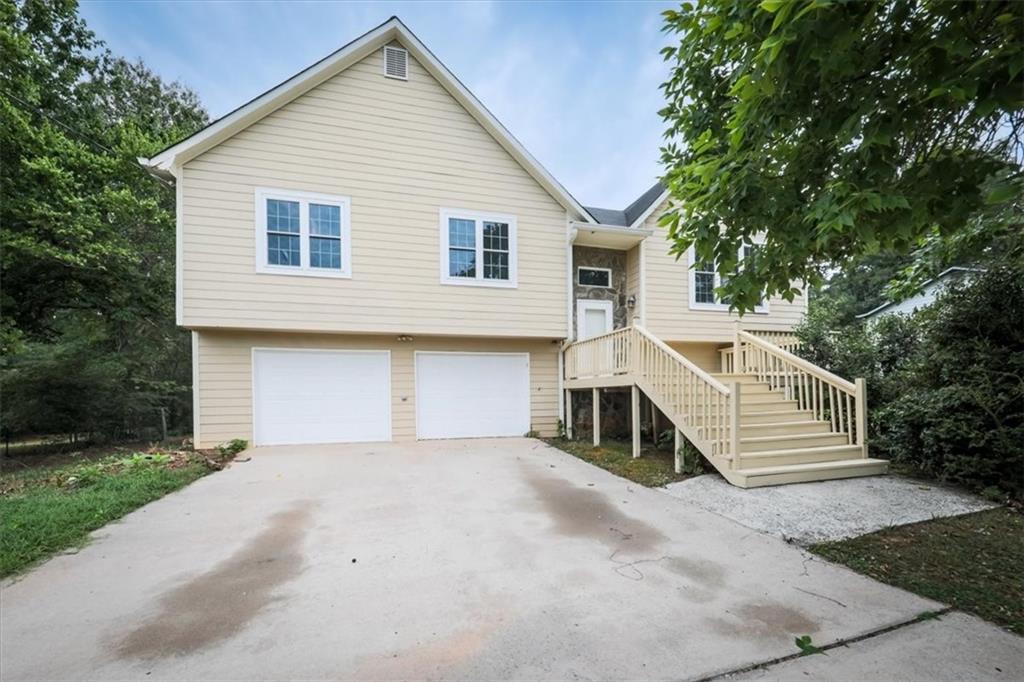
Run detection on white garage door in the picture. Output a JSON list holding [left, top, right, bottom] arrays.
[[415, 352, 530, 439], [252, 349, 390, 445]]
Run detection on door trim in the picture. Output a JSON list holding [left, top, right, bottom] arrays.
[[413, 351, 531, 440], [576, 299, 614, 340], [250, 347, 392, 445]]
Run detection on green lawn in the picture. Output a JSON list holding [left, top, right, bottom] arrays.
[[544, 438, 694, 487], [0, 450, 227, 577], [811, 508, 1024, 635]]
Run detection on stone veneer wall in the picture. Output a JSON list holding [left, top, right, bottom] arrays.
[[572, 246, 630, 336]]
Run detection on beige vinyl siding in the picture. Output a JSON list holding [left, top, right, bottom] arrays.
[[667, 342, 722, 374], [195, 330, 559, 448], [625, 244, 640, 323], [641, 200, 808, 342], [181, 45, 567, 338]]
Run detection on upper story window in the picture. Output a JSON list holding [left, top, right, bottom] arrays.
[[578, 266, 612, 288], [439, 208, 517, 288], [255, 188, 351, 278], [688, 243, 768, 313]]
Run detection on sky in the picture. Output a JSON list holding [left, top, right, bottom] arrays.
[[79, 0, 675, 209]]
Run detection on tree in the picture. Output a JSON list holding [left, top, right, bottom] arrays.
[[659, 0, 1024, 313], [0, 0, 208, 441]]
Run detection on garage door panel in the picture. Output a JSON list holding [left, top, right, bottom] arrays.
[[253, 349, 390, 445], [416, 352, 530, 439]]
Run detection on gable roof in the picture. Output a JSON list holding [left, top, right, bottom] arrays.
[[140, 16, 596, 223], [583, 182, 667, 228], [855, 267, 985, 319]]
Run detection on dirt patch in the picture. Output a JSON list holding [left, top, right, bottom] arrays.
[[524, 468, 666, 553], [111, 500, 316, 659], [709, 602, 820, 641]]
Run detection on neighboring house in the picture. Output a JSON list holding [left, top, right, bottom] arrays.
[[142, 17, 884, 487], [856, 267, 982, 322]]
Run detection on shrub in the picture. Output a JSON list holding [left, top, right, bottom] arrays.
[[215, 439, 249, 457], [799, 264, 1024, 499]]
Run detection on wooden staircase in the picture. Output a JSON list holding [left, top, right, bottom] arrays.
[[709, 372, 887, 487], [563, 325, 888, 488]]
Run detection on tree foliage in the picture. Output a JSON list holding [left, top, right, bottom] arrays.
[[659, 0, 1024, 313], [1, 0, 208, 442], [797, 264, 1024, 500]]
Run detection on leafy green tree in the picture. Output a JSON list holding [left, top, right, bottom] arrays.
[[1, 0, 207, 442], [659, 0, 1024, 313]]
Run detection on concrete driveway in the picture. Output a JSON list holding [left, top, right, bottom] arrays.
[[0, 439, 976, 680]]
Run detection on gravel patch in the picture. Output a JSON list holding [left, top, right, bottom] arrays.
[[660, 474, 997, 546]]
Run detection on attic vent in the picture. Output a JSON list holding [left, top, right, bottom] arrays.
[[383, 46, 408, 80]]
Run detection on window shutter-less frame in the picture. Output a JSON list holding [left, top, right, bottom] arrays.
[[383, 46, 408, 80]]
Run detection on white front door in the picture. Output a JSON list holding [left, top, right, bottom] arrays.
[[415, 352, 531, 439], [576, 299, 613, 340]]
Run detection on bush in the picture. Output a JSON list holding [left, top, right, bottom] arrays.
[[798, 265, 1024, 499]]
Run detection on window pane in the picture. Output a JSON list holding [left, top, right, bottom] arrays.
[[694, 272, 716, 303], [310, 236, 341, 269], [449, 248, 476, 278], [448, 218, 475, 248], [267, 199, 300, 233], [578, 268, 610, 287], [268, 233, 300, 266], [483, 250, 509, 280], [310, 203, 341, 237], [482, 222, 508, 251]]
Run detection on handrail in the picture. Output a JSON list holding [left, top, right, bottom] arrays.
[[563, 325, 739, 463], [734, 330, 867, 455], [738, 331, 856, 392], [635, 326, 730, 395]]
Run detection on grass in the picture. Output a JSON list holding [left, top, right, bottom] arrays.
[[0, 449, 229, 578], [545, 437, 695, 487], [811, 508, 1024, 635]]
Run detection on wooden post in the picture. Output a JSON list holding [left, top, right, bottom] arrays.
[[565, 390, 573, 440], [730, 382, 742, 470], [651, 403, 660, 438], [855, 378, 868, 458], [592, 388, 601, 447], [674, 428, 682, 474], [631, 385, 641, 458], [733, 320, 742, 374]]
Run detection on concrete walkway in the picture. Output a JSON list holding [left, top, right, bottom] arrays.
[[661, 473, 996, 545], [0, 439, 1016, 680], [732, 612, 1024, 681]]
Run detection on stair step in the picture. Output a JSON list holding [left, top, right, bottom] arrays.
[[739, 409, 815, 424], [740, 393, 792, 405], [740, 432, 851, 453], [737, 443, 863, 467], [730, 457, 888, 488], [741, 420, 832, 437], [711, 373, 764, 384]]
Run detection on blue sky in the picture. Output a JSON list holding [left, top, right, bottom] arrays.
[[79, 0, 674, 209]]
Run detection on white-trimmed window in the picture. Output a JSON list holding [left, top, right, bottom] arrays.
[[577, 266, 612, 288], [255, 188, 351, 278], [439, 208, 517, 288], [688, 243, 768, 312]]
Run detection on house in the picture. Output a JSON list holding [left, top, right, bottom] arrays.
[[856, 267, 982, 322], [141, 17, 886, 488]]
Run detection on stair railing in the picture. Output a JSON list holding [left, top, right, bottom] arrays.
[[563, 326, 633, 380], [720, 329, 801, 372], [563, 325, 741, 466], [633, 325, 737, 463], [735, 330, 868, 457]]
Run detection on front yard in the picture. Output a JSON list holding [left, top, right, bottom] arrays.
[[0, 443, 241, 577], [544, 438, 693, 487], [811, 507, 1024, 635]]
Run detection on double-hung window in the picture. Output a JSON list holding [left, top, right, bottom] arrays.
[[255, 188, 351, 278], [440, 208, 517, 287], [688, 242, 768, 312]]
